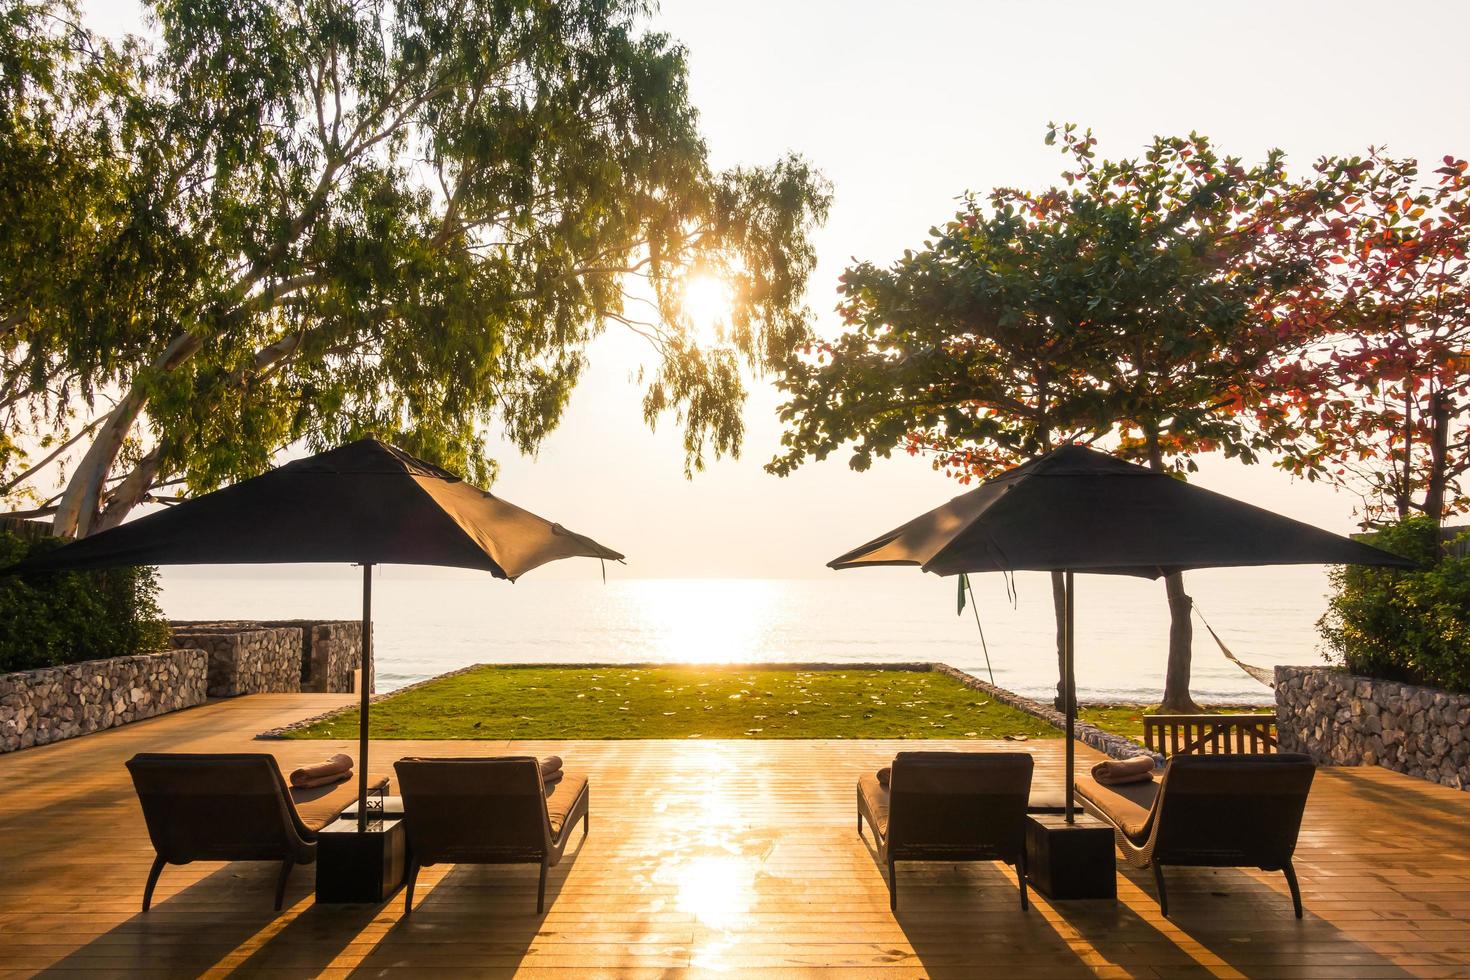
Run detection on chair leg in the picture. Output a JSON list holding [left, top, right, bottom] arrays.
[[1152, 862, 1169, 918], [537, 858, 549, 914], [1283, 861, 1303, 919], [1016, 852, 1029, 912], [888, 856, 897, 911], [142, 854, 166, 912], [274, 859, 294, 912], [404, 859, 420, 914]]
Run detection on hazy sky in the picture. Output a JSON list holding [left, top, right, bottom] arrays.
[[80, 0, 1470, 579]]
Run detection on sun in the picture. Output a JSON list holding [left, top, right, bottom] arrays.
[[681, 273, 732, 347]]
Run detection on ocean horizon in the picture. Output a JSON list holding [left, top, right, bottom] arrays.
[[159, 564, 1335, 705]]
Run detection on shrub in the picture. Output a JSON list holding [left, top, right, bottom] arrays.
[[1318, 517, 1470, 692], [0, 531, 171, 674]]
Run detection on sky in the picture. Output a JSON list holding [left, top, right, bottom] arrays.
[[78, 0, 1470, 580]]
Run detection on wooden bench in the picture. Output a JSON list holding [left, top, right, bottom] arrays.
[[1143, 714, 1277, 757]]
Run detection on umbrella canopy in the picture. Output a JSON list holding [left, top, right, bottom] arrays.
[[831, 444, 1416, 577], [7, 437, 623, 831], [829, 443, 1415, 821], [12, 437, 623, 577]]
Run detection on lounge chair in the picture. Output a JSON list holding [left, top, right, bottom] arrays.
[[126, 752, 388, 911], [394, 757, 589, 913], [1075, 752, 1315, 918], [857, 751, 1034, 911]]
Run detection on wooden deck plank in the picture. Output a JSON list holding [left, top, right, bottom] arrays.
[[1, 693, 1468, 976]]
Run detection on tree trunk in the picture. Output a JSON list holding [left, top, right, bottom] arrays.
[[1424, 389, 1451, 557], [1161, 571, 1199, 713], [1036, 425, 1067, 710], [1050, 570, 1067, 710], [93, 445, 165, 533], [1144, 431, 1200, 713], [50, 390, 150, 538], [50, 332, 202, 538]]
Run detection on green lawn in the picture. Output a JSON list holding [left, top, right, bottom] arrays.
[[1077, 703, 1155, 743], [282, 665, 1064, 740]]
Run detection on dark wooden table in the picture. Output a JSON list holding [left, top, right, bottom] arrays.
[[1024, 812, 1117, 900], [315, 816, 407, 904]]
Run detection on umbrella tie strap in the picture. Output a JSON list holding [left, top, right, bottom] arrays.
[[957, 574, 997, 685]]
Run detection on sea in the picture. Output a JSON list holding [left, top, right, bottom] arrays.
[[158, 564, 1337, 706]]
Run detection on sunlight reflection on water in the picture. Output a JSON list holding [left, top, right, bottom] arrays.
[[160, 566, 1331, 705]]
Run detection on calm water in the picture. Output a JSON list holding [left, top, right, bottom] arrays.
[[158, 565, 1337, 705]]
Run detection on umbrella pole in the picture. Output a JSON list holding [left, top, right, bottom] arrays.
[[357, 563, 373, 832], [1064, 569, 1076, 824]]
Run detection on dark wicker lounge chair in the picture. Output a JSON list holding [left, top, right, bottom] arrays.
[[126, 752, 387, 911], [394, 757, 589, 914], [1075, 752, 1316, 918], [857, 751, 1034, 911]]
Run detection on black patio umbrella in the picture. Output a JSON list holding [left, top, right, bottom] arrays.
[[8, 438, 623, 828], [830, 444, 1416, 820]]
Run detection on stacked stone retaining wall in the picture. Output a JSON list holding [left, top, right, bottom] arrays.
[[169, 626, 302, 698], [1276, 665, 1470, 790], [256, 620, 364, 693], [0, 649, 207, 752], [169, 620, 364, 695]]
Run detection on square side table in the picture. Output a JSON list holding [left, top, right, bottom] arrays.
[[315, 816, 407, 904], [1025, 812, 1117, 901]]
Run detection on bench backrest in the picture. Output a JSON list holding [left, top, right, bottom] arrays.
[[1144, 714, 1277, 757]]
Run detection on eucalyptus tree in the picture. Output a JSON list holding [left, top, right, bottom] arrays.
[[0, 0, 830, 535]]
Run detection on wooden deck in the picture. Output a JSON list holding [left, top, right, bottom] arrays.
[[3, 695, 1470, 977]]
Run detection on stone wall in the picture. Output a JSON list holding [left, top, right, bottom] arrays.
[[168, 620, 364, 695], [1276, 665, 1470, 790], [170, 626, 302, 698], [0, 649, 207, 752], [257, 620, 364, 693]]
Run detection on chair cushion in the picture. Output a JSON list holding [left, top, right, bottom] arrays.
[[857, 773, 890, 839], [292, 773, 391, 833], [546, 773, 588, 839], [1074, 772, 1158, 844]]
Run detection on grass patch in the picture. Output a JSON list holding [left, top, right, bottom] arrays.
[[283, 665, 1064, 740]]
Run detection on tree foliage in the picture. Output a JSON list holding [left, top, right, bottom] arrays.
[[0, 0, 830, 535], [771, 125, 1325, 710], [1258, 151, 1470, 528], [1319, 517, 1470, 693], [0, 530, 170, 672], [772, 125, 1319, 479]]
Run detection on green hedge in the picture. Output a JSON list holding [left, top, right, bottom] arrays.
[[1319, 517, 1470, 693], [0, 531, 171, 674]]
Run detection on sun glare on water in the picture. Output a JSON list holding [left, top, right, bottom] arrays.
[[623, 579, 779, 663]]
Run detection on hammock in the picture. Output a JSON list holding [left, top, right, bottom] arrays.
[[1192, 600, 1276, 688]]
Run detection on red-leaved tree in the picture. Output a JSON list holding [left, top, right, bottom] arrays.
[[1259, 152, 1470, 536]]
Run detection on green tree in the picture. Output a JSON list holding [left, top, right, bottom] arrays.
[[769, 180, 1110, 709], [773, 126, 1320, 711], [0, 0, 830, 535]]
